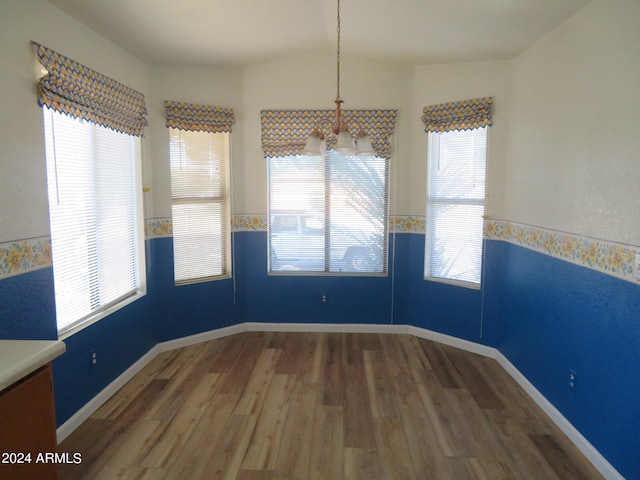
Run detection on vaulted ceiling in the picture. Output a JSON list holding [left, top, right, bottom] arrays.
[[45, 0, 590, 66]]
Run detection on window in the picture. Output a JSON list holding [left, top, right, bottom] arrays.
[[268, 150, 389, 274], [43, 107, 146, 335], [425, 127, 487, 286], [169, 128, 231, 284]]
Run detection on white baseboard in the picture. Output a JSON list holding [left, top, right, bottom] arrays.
[[493, 353, 625, 480], [156, 323, 246, 353], [244, 321, 406, 335], [55, 322, 624, 480], [406, 325, 497, 358], [56, 345, 160, 443]]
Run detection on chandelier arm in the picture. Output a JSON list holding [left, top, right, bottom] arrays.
[[313, 118, 336, 138], [338, 116, 367, 138]]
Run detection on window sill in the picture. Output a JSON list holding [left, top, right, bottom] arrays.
[[268, 271, 388, 278], [58, 289, 147, 340], [424, 276, 481, 290], [175, 273, 232, 286]]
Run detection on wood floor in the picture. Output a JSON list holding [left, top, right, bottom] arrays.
[[58, 332, 604, 479]]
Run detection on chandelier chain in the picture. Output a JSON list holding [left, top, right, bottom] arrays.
[[303, 0, 377, 156], [336, 0, 341, 101]]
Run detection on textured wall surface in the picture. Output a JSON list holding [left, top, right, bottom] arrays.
[[488, 240, 640, 480]]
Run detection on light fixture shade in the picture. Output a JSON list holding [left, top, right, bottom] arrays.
[[335, 131, 356, 154], [355, 135, 375, 156], [302, 133, 325, 156]]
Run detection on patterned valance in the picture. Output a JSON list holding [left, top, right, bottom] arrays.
[[165, 101, 235, 133], [260, 109, 398, 160], [33, 42, 148, 137], [422, 97, 493, 133]]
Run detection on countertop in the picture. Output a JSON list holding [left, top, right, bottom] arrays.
[[0, 340, 66, 391]]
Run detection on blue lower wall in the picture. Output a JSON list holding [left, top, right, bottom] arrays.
[[487, 240, 640, 480], [233, 231, 490, 340], [235, 232, 395, 325], [398, 233, 495, 345], [52, 293, 157, 425], [1, 231, 638, 477], [0, 268, 57, 340], [152, 237, 241, 341]]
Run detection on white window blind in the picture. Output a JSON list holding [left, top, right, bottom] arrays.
[[268, 150, 388, 274], [43, 107, 145, 335], [169, 128, 230, 284], [425, 128, 487, 285]]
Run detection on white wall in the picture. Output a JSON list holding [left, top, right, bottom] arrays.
[[0, 0, 150, 242], [411, 61, 511, 218], [505, 0, 640, 245]]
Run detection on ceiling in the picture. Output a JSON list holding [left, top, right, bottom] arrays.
[[45, 0, 590, 67]]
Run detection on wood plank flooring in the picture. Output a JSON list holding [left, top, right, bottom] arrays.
[[58, 332, 604, 479]]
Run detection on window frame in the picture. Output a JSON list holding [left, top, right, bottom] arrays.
[[424, 127, 489, 289], [43, 107, 147, 339], [267, 150, 390, 277], [169, 128, 232, 285]]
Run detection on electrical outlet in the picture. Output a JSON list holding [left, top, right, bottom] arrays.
[[321, 294, 328, 304], [90, 350, 97, 367], [634, 252, 640, 281], [569, 370, 577, 392]]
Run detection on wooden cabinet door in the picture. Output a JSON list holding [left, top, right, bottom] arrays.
[[0, 365, 58, 480]]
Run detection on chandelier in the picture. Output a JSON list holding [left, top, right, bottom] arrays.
[[302, 0, 375, 157]]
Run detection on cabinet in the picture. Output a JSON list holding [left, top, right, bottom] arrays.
[[0, 364, 58, 480]]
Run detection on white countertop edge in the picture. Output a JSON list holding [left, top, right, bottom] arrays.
[[0, 340, 66, 392]]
